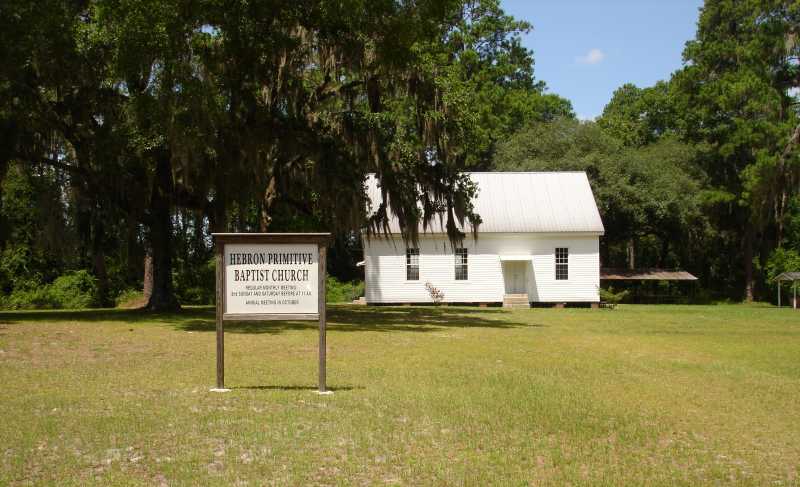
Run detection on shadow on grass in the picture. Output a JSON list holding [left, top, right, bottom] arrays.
[[0, 305, 536, 334], [0, 307, 213, 324], [180, 306, 532, 334], [232, 385, 362, 392]]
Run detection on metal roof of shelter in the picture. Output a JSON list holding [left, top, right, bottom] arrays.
[[775, 272, 800, 281], [365, 172, 605, 234], [600, 268, 698, 281]]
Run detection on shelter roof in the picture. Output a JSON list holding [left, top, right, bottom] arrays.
[[600, 268, 698, 281], [775, 271, 800, 281]]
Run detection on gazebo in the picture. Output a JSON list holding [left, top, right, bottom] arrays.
[[775, 272, 800, 309]]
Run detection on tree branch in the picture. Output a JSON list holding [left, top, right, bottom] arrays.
[[14, 152, 91, 178], [778, 122, 800, 167]]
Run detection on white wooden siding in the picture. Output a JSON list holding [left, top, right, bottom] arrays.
[[363, 233, 600, 303]]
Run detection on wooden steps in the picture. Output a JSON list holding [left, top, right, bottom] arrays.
[[503, 293, 530, 308]]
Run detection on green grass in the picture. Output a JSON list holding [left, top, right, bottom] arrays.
[[0, 304, 798, 486]]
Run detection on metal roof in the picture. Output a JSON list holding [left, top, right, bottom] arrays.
[[775, 272, 800, 281], [600, 268, 699, 281], [366, 172, 604, 234]]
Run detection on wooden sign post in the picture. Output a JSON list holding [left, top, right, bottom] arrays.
[[211, 233, 332, 394]]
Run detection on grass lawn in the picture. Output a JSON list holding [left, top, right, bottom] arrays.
[[1, 304, 798, 486]]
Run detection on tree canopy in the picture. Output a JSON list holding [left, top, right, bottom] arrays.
[[0, 0, 570, 309], [2, 0, 799, 307]]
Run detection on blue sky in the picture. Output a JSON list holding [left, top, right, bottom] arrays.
[[500, 0, 704, 120]]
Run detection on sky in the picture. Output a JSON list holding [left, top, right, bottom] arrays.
[[500, 0, 704, 120]]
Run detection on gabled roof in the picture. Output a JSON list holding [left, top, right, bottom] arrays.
[[366, 172, 604, 234], [775, 272, 800, 281]]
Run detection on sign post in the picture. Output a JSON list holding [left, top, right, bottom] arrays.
[[211, 233, 332, 394]]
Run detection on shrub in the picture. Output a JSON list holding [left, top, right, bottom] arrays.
[[3, 286, 60, 310], [1, 270, 99, 310], [600, 286, 629, 305], [326, 276, 364, 303], [48, 270, 100, 309], [425, 281, 445, 304], [115, 288, 146, 308], [174, 257, 216, 305]]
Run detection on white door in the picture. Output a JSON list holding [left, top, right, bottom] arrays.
[[503, 261, 527, 294]]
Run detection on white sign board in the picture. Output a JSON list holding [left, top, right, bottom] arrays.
[[224, 243, 319, 315]]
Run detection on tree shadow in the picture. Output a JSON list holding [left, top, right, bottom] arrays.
[[0, 307, 213, 324], [232, 385, 362, 392], [177, 305, 534, 334], [0, 304, 541, 334]]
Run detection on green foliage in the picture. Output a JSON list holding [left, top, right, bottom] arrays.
[[494, 118, 705, 270], [599, 287, 629, 305], [670, 0, 800, 297], [115, 288, 145, 308], [494, 117, 619, 172], [0, 164, 75, 293], [597, 82, 678, 147], [173, 256, 215, 306], [765, 248, 800, 299], [1, 270, 99, 310], [49, 271, 101, 309], [2, 287, 60, 310], [326, 276, 364, 304], [2, 0, 799, 306]]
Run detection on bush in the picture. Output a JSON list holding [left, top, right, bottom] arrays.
[[1, 270, 99, 310], [600, 286, 629, 304], [3, 286, 60, 310], [174, 257, 216, 305], [115, 288, 146, 308], [49, 270, 100, 309], [425, 281, 445, 304], [326, 276, 364, 303]]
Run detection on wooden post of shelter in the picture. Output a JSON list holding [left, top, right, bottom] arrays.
[[210, 233, 332, 393]]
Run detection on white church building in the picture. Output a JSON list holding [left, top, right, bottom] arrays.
[[362, 172, 605, 307]]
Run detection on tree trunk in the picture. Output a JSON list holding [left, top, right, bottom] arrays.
[[0, 157, 9, 247], [145, 151, 180, 311], [91, 218, 111, 307], [259, 174, 278, 232], [627, 238, 635, 270], [743, 225, 755, 302], [210, 169, 228, 233], [127, 216, 143, 285], [192, 211, 206, 256], [143, 253, 153, 299], [659, 237, 669, 268]]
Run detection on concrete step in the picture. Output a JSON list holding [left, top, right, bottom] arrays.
[[503, 294, 530, 308]]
